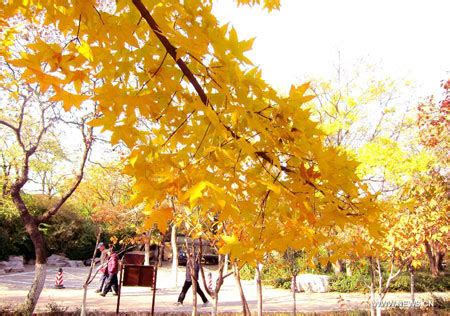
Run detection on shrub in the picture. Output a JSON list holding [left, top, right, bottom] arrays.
[[329, 271, 370, 292], [0, 199, 35, 260], [239, 264, 255, 280], [329, 269, 450, 293], [0, 194, 99, 261], [0, 229, 10, 261], [272, 277, 292, 289], [43, 208, 97, 260], [0, 303, 15, 314], [46, 301, 69, 314], [389, 273, 410, 292], [390, 272, 450, 292], [262, 261, 290, 280]]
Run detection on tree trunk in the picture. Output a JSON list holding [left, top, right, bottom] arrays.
[[212, 293, 219, 316], [233, 263, 251, 315], [409, 264, 415, 309], [376, 304, 381, 316], [223, 254, 228, 275], [208, 254, 227, 316], [375, 259, 384, 316], [437, 251, 445, 272], [191, 274, 198, 315], [255, 263, 263, 316], [12, 190, 47, 314], [144, 241, 150, 265], [22, 262, 46, 314], [24, 238, 47, 314], [368, 258, 376, 316], [424, 240, 439, 278], [332, 260, 344, 275], [185, 242, 197, 316], [345, 259, 353, 276], [81, 230, 102, 316], [171, 224, 178, 287], [292, 275, 297, 315]]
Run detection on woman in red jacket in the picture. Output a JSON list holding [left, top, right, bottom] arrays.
[[100, 249, 119, 296]]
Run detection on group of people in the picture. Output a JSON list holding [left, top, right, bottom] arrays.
[[95, 242, 119, 297], [94, 242, 209, 306]]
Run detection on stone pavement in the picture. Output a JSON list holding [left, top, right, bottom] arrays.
[[0, 264, 447, 314]]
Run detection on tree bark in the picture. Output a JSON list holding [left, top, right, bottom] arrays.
[[292, 274, 297, 315], [424, 240, 439, 278], [23, 262, 47, 314], [171, 224, 178, 287], [10, 187, 46, 314], [255, 263, 263, 316], [21, 223, 47, 313], [223, 254, 229, 275], [185, 241, 198, 316], [144, 233, 150, 265], [81, 230, 102, 315], [213, 293, 219, 316], [368, 258, 376, 316], [206, 254, 228, 316], [233, 263, 251, 315], [409, 264, 415, 309]]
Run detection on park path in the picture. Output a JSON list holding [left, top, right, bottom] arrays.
[[0, 264, 447, 314]]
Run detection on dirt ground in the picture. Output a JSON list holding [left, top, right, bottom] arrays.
[[0, 263, 447, 314]]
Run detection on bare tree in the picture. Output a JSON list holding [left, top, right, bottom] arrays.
[[0, 73, 94, 313]]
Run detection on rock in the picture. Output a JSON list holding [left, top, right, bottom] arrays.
[[8, 256, 25, 272], [0, 269, 5, 275], [9, 256, 24, 263], [47, 254, 70, 267], [296, 274, 330, 293], [67, 260, 83, 267], [0, 256, 25, 272]]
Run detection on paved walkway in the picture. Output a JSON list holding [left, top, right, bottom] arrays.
[[0, 264, 447, 314]]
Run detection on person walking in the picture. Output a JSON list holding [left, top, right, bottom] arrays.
[[100, 249, 119, 297], [95, 242, 109, 293], [175, 254, 209, 306]]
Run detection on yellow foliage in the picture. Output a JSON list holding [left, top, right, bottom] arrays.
[[143, 205, 173, 233], [0, 0, 383, 265]]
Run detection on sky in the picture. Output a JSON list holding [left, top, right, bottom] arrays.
[[213, 0, 450, 96]]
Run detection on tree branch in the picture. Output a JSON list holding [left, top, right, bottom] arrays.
[[37, 124, 93, 223], [132, 0, 280, 162]]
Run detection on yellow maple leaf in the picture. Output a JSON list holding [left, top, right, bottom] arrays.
[[142, 205, 173, 232], [77, 41, 93, 62], [218, 233, 242, 258]]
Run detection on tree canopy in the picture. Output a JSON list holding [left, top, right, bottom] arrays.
[[0, 0, 382, 265]]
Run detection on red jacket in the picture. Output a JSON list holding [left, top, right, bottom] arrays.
[[107, 253, 119, 274]]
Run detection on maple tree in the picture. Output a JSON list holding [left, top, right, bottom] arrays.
[[305, 66, 448, 315], [351, 129, 432, 315], [1, 0, 382, 313], [414, 80, 449, 277]]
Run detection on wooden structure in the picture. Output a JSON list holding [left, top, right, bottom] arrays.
[[116, 251, 159, 315]]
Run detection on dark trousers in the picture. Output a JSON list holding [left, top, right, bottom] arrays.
[[97, 272, 108, 291], [102, 273, 118, 295], [177, 280, 208, 304]]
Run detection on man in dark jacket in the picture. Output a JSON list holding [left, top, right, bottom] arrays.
[[100, 249, 119, 296], [176, 254, 209, 306]]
